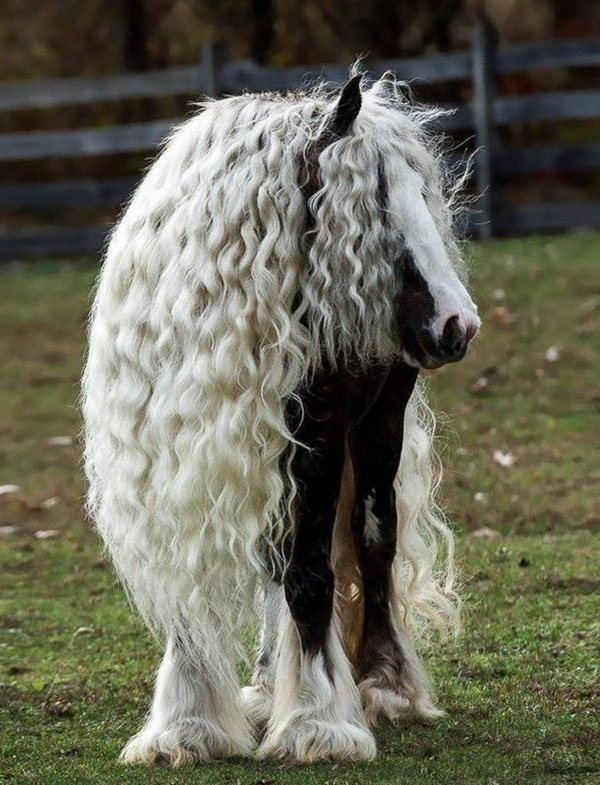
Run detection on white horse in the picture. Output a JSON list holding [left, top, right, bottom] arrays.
[[82, 72, 480, 765]]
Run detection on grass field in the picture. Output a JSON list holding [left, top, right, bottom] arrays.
[[1, 233, 598, 784]]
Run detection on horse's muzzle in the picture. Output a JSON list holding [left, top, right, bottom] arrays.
[[417, 314, 480, 368]]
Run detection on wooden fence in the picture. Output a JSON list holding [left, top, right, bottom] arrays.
[[0, 23, 599, 259]]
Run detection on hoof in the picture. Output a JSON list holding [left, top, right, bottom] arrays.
[[359, 678, 444, 726], [258, 718, 376, 762], [240, 684, 273, 736], [120, 717, 253, 766]]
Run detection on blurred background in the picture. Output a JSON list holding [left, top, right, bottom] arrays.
[[2, 0, 599, 74], [0, 0, 599, 256]]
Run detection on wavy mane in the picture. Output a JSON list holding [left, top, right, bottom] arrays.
[[82, 73, 462, 682]]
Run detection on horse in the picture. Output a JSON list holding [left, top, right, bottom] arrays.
[[82, 71, 480, 765]]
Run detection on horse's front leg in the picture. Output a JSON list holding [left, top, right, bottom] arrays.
[[349, 362, 442, 724], [258, 375, 375, 762], [121, 634, 252, 765]]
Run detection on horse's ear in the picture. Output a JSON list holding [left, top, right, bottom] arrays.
[[329, 75, 362, 138], [303, 76, 363, 197]]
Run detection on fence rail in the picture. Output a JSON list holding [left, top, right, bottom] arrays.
[[0, 66, 204, 111], [1, 24, 599, 259], [2, 38, 599, 111], [0, 119, 177, 161], [0, 178, 137, 209]]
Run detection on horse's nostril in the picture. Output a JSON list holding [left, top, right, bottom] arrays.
[[439, 315, 465, 356], [415, 314, 476, 366], [465, 321, 479, 343]]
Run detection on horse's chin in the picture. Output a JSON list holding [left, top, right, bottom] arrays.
[[403, 349, 468, 372], [421, 358, 445, 371], [422, 347, 468, 370], [400, 348, 440, 372]]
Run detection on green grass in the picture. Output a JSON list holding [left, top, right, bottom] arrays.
[[1, 234, 598, 784]]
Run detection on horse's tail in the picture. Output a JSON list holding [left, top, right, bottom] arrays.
[[333, 378, 460, 663], [392, 380, 461, 640]]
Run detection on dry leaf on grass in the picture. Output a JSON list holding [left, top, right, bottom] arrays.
[[27, 497, 60, 511], [0, 484, 21, 495], [471, 376, 489, 393], [492, 450, 516, 468], [34, 529, 60, 539], [72, 626, 95, 636], [46, 436, 72, 447], [469, 527, 501, 539], [471, 366, 501, 395], [490, 306, 518, 325]]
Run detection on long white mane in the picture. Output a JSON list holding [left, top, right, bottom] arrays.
[[82, 74, 461, 675]]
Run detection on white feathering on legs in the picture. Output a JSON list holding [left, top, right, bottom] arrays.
[[240, 579, 281, 733], [120, 640, 253, 765], [258, 607, 376, 762], [359, 612, 444, 726]]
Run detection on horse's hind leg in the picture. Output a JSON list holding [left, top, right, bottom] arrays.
[[349, 362, 442, 724], [121, 633, 252, 765], [258, 374, 375, 762], [240, 578, 281, 734]]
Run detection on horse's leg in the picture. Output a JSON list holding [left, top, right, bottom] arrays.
[[121, 632, 252, 765], [240, 578, 282, 734], [258, 374, 376, 761], [349, 362, 442, 724]]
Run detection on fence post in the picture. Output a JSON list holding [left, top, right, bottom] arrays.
[[199, 42, 228, 97], [472, 18, 497, 239]]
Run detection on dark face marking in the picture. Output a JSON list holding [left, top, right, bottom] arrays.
[[375, 161, 439, 368], [394, 249, 437, 367], [395, 249, 474, 368]]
